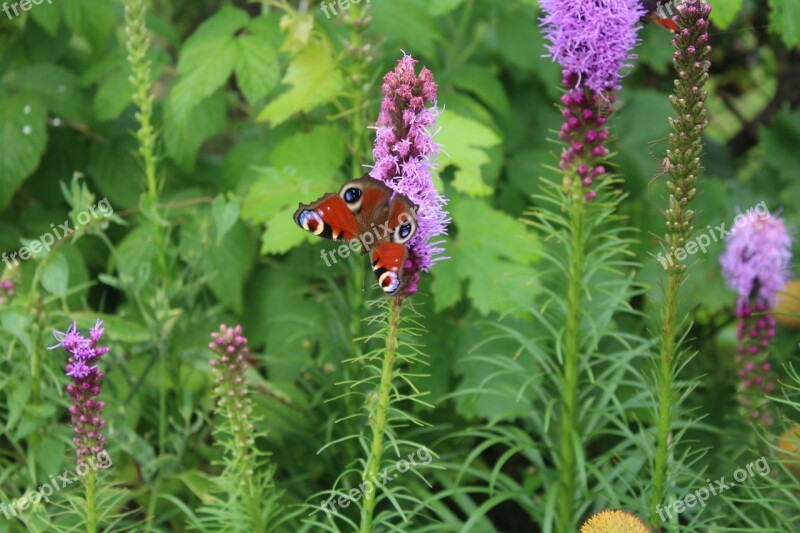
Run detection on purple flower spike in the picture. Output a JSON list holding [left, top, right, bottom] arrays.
[[369, 54, 450, 294], [209, 324, 255, 448], [539, 0, 646, 94], [540, 0, 645, 201], [51, 320, 109, 463], [720, 211, 793, 307]]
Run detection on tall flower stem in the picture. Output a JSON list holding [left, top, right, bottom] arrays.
[[85, 470, 98, 533], [650, 1, 712, 524], [558, 197, 586, 531], [360, 297, 402, 533]]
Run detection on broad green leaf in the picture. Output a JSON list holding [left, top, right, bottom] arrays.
[[211, 195, 240, 246], [437, 111, 501, 197], [169, 5, 248, 122], [257, 39, 343, 126], [12, 64, 91, 122], [241, 125, 345, 247], [710, 0, 744, 29], [40, 253, 69, 298], [235, 34, 280, 105], [164, 91, 226, 172], [369, 0, 440, 57], [0, 97, 47, 209], [88, 136, 145, 209], [260, 206, 306, 255], [431, 197, 541, 315], [429, 0, 467, 16], [1, 311, 33, 352], [61, 0, 113, 51], [450, 65, 511, 119], [204, 222, 254, 313], [769, 0, 800, 49], [30, 1, 61, 36]]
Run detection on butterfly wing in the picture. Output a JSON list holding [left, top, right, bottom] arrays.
[[371, 242, 409, 295], [646, 12, 678, 31], [294, 193, 360, 241]]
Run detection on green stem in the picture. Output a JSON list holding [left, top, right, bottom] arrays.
[[557, 198, 586, 533], [360, 298, 402, 533], [85, 470, 97, 533], [651, 271, 680, 523]]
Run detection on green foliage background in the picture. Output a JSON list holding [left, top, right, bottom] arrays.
[[0, 0, 799, 531]]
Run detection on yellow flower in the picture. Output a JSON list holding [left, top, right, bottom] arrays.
[[777, 425, 800, 474], [580, 509, 650, 533], [774, 280, 800, 330]]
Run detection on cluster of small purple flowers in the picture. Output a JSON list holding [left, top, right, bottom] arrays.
[[370, 54, 450, 293], [720, 211, 793, 425], [0, 280, 14, 304], [557, 74, 611, 202], [540, 0, 645, 201], [51, 320, 110, 462], [209, 324, 255, 445]]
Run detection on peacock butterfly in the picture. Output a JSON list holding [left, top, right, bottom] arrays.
[[294, 174, 417, 295], [641, 0, 680, 32]]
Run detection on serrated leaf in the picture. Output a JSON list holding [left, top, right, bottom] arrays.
[[204, 222, 253, 313], [164, 91, 226, 172], [12, 64, 91, 122], [437, 111, 501, 197], [769, 0, 800, 48], [260, 206, 307, 255], [431, 197, 541, 315], [169, 6, 248, 123], [710, 0, 744, 29], [235, 34, 280, 105], [257, 39, 343, 126], [62, 0, 113, 51], [241, 125, 345, 232], [211, 195, 240, 246], [40, 253, 69, 298], [369, 0, 440, 57], [0, 97, 47, 209], [30, 1, 61, 36], [450, 65, 511, 119]]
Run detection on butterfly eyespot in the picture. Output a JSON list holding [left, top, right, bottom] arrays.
[[378, 271, 400, 294], [392, 216, 416, 244], [298, 210, 325, 236], [340, 185, 364, 213]]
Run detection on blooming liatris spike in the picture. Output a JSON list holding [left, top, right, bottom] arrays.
[[540, 0, 645, 200], [720, 210, 793, 426], [579, 509, 650, 533], [369, 54, 450, 294], [720, 211, 793, 307], [50, 320, 110, 463], [209, 324, 255, 449]]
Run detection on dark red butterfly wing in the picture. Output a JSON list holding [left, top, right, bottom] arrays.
[[370, 242, 409, 295], [640, 0, 679, 32], [294, 194, 360, 241]]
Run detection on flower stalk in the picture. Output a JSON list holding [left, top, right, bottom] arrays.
[[539, 1, 645, 529], [651, 0, 712, 524], [50, 320, 110, 533], [359, 297, 402, 533]]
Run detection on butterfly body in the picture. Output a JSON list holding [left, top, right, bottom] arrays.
[[294, 175, 417, 295]]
